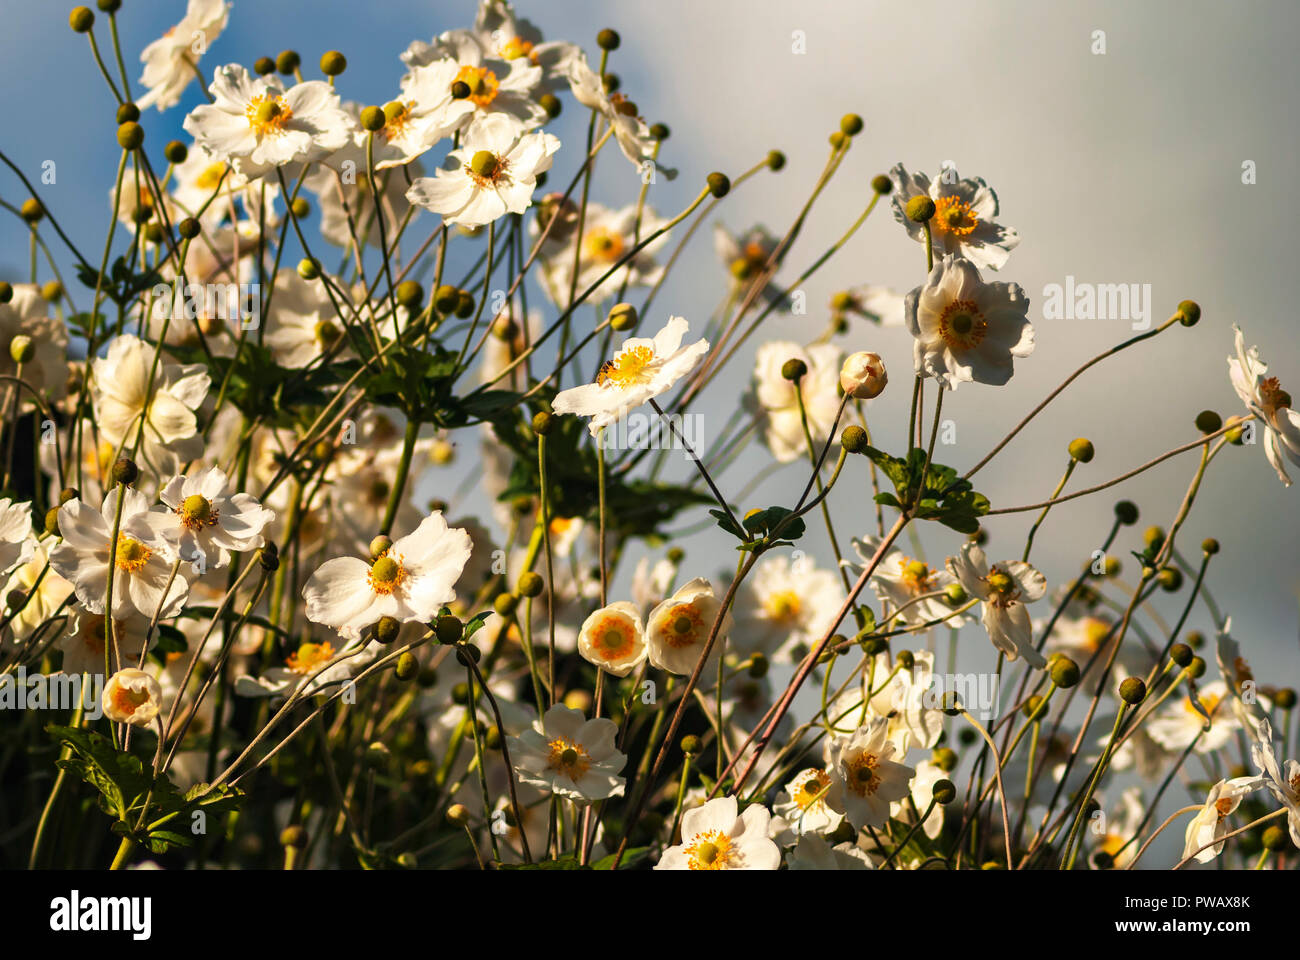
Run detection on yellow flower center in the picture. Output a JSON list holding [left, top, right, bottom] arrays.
[[382, 99, 413, 140], [454, 65, 500, 107], [932, 195, 980, 238], [195, 162, 227, 191], [286, 641, 336, 674], [589, 614, 637, 662], [1082, 618, 1111, 652], [246, 94, 293, 136], [596, 345, 656, 389], [937, 299, 988, 350], [661, 603, 703, 648], [584, 227, 626, 263], [685, 830, 735, 870], [465, 149, 508, 187], [115, 535, 152, 573], [1184, 693, 1222, 717], [546, 736, 591, 781], [315, 319, 343, 347], [795, 769, 832, 809], [845, 752, 880, 796], [498, 37, 536, 61], [179, 494, 218, 531], [765, 589, 802, 624], [368, 554, 406, 595], [899, 558, 934, 593], [110, 683, 150, 717]]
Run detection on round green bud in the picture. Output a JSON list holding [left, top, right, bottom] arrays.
[[117, 122, 144, 151], [1176, 299, 1200, 326], [539, 93, 561, 118], [828, 131, 846, 150], [116, 103, 140, 124], [765, 149, 786, 171], [1119, 677, 1147, 705], [508, 572, 540, 599], [596, 28, 621, 50], [835, 425, 866, 456], [365, 535, 391, 560], [276, 49, 301, 75], [320, 50, 347, 76], [290, 196, 310, 219], [1202, 537, 1219, 555], [485, 725, 502, 750], [364, 741, 390, 770], [433, 284, 459, 314], [1169, 642, 1193, 667], [280, 825, 308, 848], [1050, 656, 1081, 689], [253, 56, 276, 76], [432, 614, 462, 645], [871, 173, 893, 194], [781, 357, 807, 382], [748, 652, 769, 679], [69, 7, 94, 32], [602, 73, 620, 94], [296, 257, 321, 281], [932, 746, 958, 772], [1114, 500, 1139, 525], [454, 290, 475, 318], [1187, 656, 1207, 679], [373, 615, 401, 644], [39, 281, 62, 304], [706, 172, 730, 198], [1092, 851, 1115, 870], [905, 195, 936, 222], [680, 735, 701, 756], [972, 527, 988, 546], [830, 291, 854, 312], [1274, 688, 1297, 710], [161, 142, 188, 167], [840, 113, 864, 136], [1195, 410, 1221, 434], [395, 280, 424, 309], [1068, 437, 1095, 463], [666, 547, 685, 565], [1186, 629, 1205, 650], [1155, 566, 1182, 591], [450, 80, 471, 100], [1223, 415, 1247, 445], [20, 199, 43, 223], [455, 644, 481, 667], [97, 0, 120, 11], [9, 335, 35, 365], [608, 302, 638, 331], [446, 803, 471, 827], [1262, 825, 1291, 851], [0, 282, 11, 303], [359, 105, 385, 131], [5, 589, 26, 613], [395, 651, 418, 681], [111, 457, 138, 485], [174, 217, 199, 240], [531, 411, 553, 436], [144, 222, 167, 245], [897, 650, 915, 671], [451, 681, 470, 705], [1143, 526, 1165, 550], [932, 779, 957, 805], [940, 690, 961, 716], [1022, 694, 1047, 720], [44, 507, 60, 537], [945, 582, 968, 605], [493, 592, 518, 617]]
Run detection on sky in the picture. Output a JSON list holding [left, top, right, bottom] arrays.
[[2, 0, 1298, 833]]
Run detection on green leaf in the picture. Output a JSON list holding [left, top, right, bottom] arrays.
[[591, 846, 650, 870], [48, 724, 151, 821]]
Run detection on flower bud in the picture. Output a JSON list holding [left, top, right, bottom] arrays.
[[8, 335, 35, 365], [117, 122, 144, 151], [111, 457, 138, 485], [1176, 299, 1200, 326], [748, 651, 769, 678], [516, 571, 544, 598], [320, 50, 347, 76], [1119, 677, 1146, 705], [531, 411, 553, 436], [297, 257, 321, 281], [932, 779, 956, 805], [1156, 567, 1183, 591], [766, 150, 785, 171], [1224, 415, 1247, 445], [840, 425, 868, 453], [1202, 537, 1219, 555], [932, 746, 957, 771], [563, 689, 591, 713], [433, 284, 460, 314], [395, 280, 424, 309], [20, 199, 43, 223], [253, 56, 276, 75], [493, 592, 518, 616], [1275, 688, 1297, 710], [1022, 694, 1047, 720], [596, 28, 621, 50], [1068, 437, 1094, 463], [945, 582, 968, 605], [1050, 656, 1080, 689], [116, 103, 140, 124], [781, 357, 807, 382], [1187, 656, 1207, 679], [280, 825, 308, 848], [680, 735, 701, 756], [871, 173, 892, 194], [1262, 825, 1291, 852], [446, 803, 471, 827], [840, 113, 864, 136], [178, 217, 200, 239], [1194, 410, 1221, 434], [41, 281, 63, 303], [290, 197, 310, 219], [276, 49, 301, 75], [649, 123, 670, 140], [455, 643, 480, 666], [102, 668, 162, 726], [840, 351, 887, 399], [433, 614, 462, 645], [1186, 630, 1205, 650], [905, 195, 936, 222], [608, 302, 638, 331], [1113, 500, 1139, 526], [373, 615, 400, 644], [395, 651, 418, 681], [1169, 642, 1193, 667], [455, 291, 475, 318], [360, 105, 385, 131], [69, 7, 94, 32], [44, 507, 60, 537], [258, 544, 280, 572], [0, 282, 11, 302], [706, 172, 730, 198]]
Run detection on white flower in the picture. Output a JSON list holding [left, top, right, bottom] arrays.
[[158, 467, 274, 570], [1089, 786, 1145, 869], [539, 202, 670, 305], [840, 351, 888, 399], [303, 511, 472, 640], [747, 341, 844, 463], [508, 704, 626, 802], [655, 796, 781, 870], [136, 0, 230, 112], [772, 767, 843, 837], [57, 612, 150, 676], [102, 668, 163, 727], [566, 51, 664, 176], [551, 316, 708, 435], [824, 717, 915, 829], [786, 834, 873, 870], [852, 536, 965, 630], [406, 0, 577, 90], [1249, 718, 1300, 848], [1146, 680, 1238, 754], [2, 543, 73, 643], [0, 498, 32, 576], [865, 650, 945, 752], [947, 541, 1047, 668], [905, 255, 1034, 389], [714, 223, 787, 307], [837, 284, 908, 327], [577, 601, 646, 677], [369, 62, 478, 169], [0, 283, 68, 409], [91, 334, 210, 476], [402, 31, 547, 131], [733, 554, 843, 663], [263, 268, 354, 367], [890, 163, 1021, 270], [644, 577, 731, 676], [236, 637, 377, 700], [896, 759, 948, 841], [405, 113, 558, 227], [183, 64, 354, 180], [1227, 324, 1300, 486], [49, 488, 189, 620], [1183, 776, 1263, 864]]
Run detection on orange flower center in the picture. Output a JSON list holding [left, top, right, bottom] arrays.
[[286, 641, 336, 674], [246, 94, 293, 136], [110, 683, 150, 717], [114, 535, 151, 573], [454, 65, 500, 108], [661, 603, 703, 648], [937, 299, 988, 350], [589, 614, 637, 662], [795, 769, 832, 809], [932, 195, 979, 238], [584, 227, 626, 263], [845, 752, 881, 796], [368, 554, 406, 595], [685, 830, 735, 870], [546, 736, 591, 781], [899, 558, 934, 593]]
